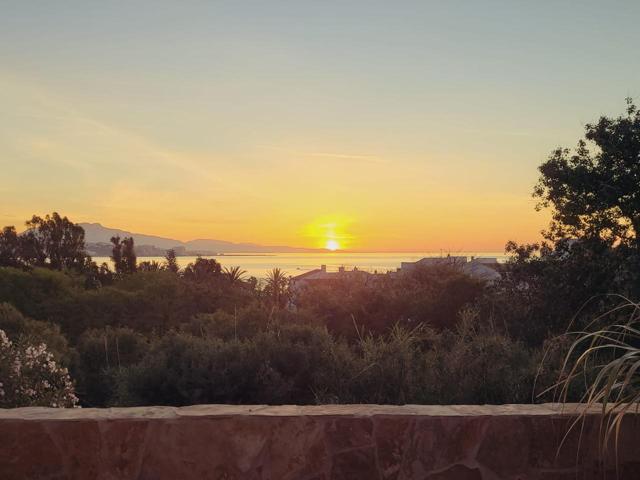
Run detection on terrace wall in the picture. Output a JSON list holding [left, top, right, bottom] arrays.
[[1, 404, 639, 479]]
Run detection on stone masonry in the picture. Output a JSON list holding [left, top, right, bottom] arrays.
[[1, 404, 639, 479]]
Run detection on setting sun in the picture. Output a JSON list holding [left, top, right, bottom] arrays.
[[325, 239, 340, 251], [303, 215, 353, 250]]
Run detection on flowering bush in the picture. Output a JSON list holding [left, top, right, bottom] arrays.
[[0, 329, 78, 408]]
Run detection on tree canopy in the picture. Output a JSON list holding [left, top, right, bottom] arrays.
[[0, 212, 89, 270], [534, 98, 640, 249]]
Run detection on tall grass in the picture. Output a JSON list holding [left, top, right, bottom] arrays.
[[546, 295, 640, 463]]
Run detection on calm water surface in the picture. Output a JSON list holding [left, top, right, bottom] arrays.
[[93, 252, 507, 279]]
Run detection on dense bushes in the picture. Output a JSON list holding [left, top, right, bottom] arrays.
[[73, 327, 150, 407], [0, 254, 624, 408], [57, 305, 540, 407], [0, 260, 581, 407], [293, 265, 485, 337], [117, 324, 352, 406], [0, 266, 254, 340]]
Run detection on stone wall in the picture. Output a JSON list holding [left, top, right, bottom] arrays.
[[1, 404, 639, 479]]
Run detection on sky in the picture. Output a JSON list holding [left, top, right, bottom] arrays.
[[1, 1, 639, 251]]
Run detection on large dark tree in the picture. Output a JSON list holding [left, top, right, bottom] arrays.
[[534, 98, 640, 249], [23, 213, 88, 270], [0, 227, 22, 268], [491, 100, 640, 345], [110, 236, 137, 274], [183, 257, 221, 283]]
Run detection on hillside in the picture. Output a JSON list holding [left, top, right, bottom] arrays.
[[79, 223, 320, 254]]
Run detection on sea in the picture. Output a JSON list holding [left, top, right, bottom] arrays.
[[92, 252, 508, 279]]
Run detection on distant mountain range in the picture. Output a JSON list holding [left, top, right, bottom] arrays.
[[80, 223, 322, 255]]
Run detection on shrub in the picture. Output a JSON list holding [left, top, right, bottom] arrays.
[[0, 302, 70, 364], [73, 327, 149, 407], [0, 329, 78, 408], [116, 320, 358, 406], [426, 310, 534, 404]]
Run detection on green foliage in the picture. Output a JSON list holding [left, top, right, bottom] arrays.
[[0, 329, 77, 408], [0, 227, 22, 268], [295, 264, 485, 337], [183, 257, 222, 283], [264, 268, 290, 308], [0, 260, 547, 407], [73, 327, 149, 407], [0, 302, 70, 365], [26, 213, 89, 270], [0, 267, 78, 322], [482, 240, 629, 346], [535, 98, 640, 250], [349, 324, 429, 404], [110, 236, 137, 274], [426, 310, 533, 404], [223, 265, 247, 285], [0, 212, 89, 270], [164, 249, 179, 273], [548, 299, 640, 455], [494, 100, 640, 347]]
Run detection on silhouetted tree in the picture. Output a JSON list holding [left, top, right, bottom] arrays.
[[110, 236, 124, 274], [138, 261, 163, 272], [264, 268, 290, 308], [0, 227, 21, 268], [83, 261, 113, 289], [164, 249, 179, 274], [183, 257, 222, 283], [111, 236, 137, 274], [535, 98, 640, 250], [16, 229, 46, 266], [223, 265, 247, 285], [489, 99, 640, 345], [122, 237, 137, 274], [22, 213, 88, 270]]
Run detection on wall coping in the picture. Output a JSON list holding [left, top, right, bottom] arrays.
[[0, 403, 607, 420]]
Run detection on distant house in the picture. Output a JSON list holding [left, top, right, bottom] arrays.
[[291, 255, 501, 293], [290, 265, 380, 292], [399, 255, 501, 283], [399, 256, 468, 272]]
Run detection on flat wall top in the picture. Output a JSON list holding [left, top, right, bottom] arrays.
[[0, 403, 606, 420]]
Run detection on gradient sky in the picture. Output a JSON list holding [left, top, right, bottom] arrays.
[[2, 1, 639, 251]]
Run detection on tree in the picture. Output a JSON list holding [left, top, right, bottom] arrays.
[[111, 236, 137, 274], [0, 227, 21, 267], [122, 237, 137, 274], [164, 249, 179, 274], [223, 265, 247, 285], [110, 236, 124, 274], [264, 268, 290, 308], [21, 212, 89, 270], [183, 257, 222, 283], [534, 98, 640, 250], [17, 229, 47, 266], [83, 261, 113, 289], [138, 261, 163, 272]]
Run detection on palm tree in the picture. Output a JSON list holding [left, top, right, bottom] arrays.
[[265, 268, 289, 308], [224, 265, 247, 285]]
